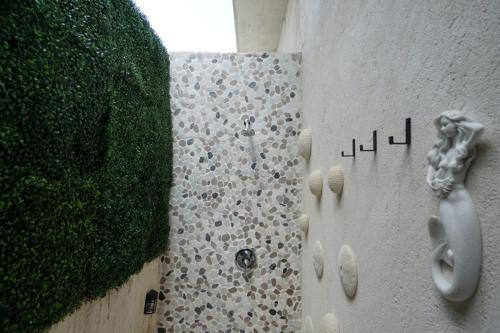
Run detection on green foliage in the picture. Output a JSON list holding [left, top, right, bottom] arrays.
[[0, 1, 172, 331]]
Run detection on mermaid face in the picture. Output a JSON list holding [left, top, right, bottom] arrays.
[[440, 117, 458, 138]]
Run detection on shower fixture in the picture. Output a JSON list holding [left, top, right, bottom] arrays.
[[241, 120, 255, 137], [235, 248, 257, 279]]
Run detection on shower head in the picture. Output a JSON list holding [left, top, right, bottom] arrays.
[[242, 120, 255, 137]]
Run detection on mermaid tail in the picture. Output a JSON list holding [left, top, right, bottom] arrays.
[[428, 191, 482, 301]]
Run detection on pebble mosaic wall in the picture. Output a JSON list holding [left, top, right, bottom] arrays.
[[157, 53, 303, 333]]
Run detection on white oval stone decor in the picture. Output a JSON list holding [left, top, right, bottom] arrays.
[[327, 165, 344, 195], [319, 312, 340, 333], [298, 128, 312, 161], [308, 169, 323, 198], [312, 240, 324, 279], [338, 244, 358, 298], [297, 214, 309, 234], [304, 315, 314, 333]]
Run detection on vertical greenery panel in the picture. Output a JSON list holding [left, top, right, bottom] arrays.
[[0, 1, 172, 331]]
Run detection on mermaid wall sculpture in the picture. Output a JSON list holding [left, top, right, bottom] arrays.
[[427, 111, 484, 301]]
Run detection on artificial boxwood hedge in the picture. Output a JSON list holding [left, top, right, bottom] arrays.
[[0, 1, 172, 331]]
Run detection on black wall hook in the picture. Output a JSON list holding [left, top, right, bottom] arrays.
[[388, 118, 411, 145], [360, 130, 377, 152], [341, 138, 356, 157]]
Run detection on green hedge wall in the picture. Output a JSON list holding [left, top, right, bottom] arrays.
[[0, 1, 172, 332]]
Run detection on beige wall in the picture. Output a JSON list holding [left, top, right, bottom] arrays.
[[280, 0, 500, 332], [49, 258, 160, 333], [233, 0, 288, 52], [278, 0, 303, 53]]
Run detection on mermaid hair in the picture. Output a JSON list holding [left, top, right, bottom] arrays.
[[427, 111, 477, 171]]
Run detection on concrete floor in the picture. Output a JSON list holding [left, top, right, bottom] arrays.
[[49, 258, 160, 333]]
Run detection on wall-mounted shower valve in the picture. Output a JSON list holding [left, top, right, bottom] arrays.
[[235, 248, 257, 277]]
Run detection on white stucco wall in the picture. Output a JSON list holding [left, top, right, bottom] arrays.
[[233, 0, 288, 52], [279, 1, 500, 332], [277, 0, 303, 53]]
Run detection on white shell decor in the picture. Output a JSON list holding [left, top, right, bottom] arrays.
[[319, 313, 340, 333], [338, 245, 358, 298], [304, 315, 314, 333], [308, 169, 323, 198], [327, 165, 344, 195], [297, 214, 309, 234], [312, 240, 324, 279], [426, 111, 484, 301], [298, 128, 312, 160]]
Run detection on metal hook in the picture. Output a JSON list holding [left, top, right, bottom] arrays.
[[388, 118, 411, 145], [360, 130, 377, 153], [341, 138, 356, 158]]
